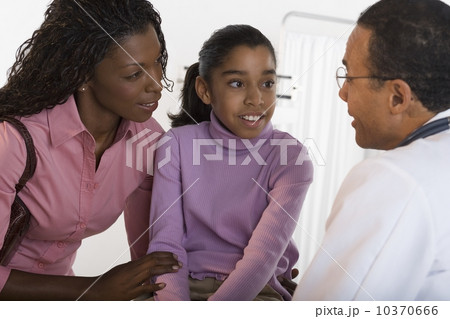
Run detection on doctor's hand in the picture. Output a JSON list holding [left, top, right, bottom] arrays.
[[277, 268, 299, 297], [80, 251, 181, 300]]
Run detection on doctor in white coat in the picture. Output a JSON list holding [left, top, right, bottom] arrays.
[[294, 0, 450, 301]]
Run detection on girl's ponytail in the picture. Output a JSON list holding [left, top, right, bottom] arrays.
[[168, 62, 212, 128]]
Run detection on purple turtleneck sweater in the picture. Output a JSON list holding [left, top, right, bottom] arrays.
[[148, 112, 313, 300]]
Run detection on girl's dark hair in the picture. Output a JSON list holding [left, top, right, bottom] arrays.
[[358, 0, 450, 112], [169, 24, 276, 128], [0, 0, 172, 117]]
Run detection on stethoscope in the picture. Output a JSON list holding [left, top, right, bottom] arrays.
[[398, 116, 450, 147]]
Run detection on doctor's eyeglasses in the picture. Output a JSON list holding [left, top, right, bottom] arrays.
[[335, 66, 397, 89]]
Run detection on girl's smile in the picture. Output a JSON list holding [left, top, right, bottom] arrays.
[[196, 44, 277, 139]]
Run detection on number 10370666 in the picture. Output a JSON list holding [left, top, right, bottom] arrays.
[[376, 306, 439, 316]]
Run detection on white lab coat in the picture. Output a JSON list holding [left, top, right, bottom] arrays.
[[294, 109, 450, 301]]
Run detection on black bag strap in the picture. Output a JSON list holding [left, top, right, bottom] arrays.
[[0, 116, 37, 192]]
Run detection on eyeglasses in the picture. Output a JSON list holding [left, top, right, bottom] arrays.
[[335, 66, 397, 89]]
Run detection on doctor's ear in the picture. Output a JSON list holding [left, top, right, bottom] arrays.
[[195, 76, 212, 105], [388, 79, 413, 115]]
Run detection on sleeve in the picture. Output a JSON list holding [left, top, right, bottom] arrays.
[[147, 131, 190, 301], [0, 121, 28, 292], [293, 159, 434, 301], [123, 119, 165, 261], [209, 143, 314, 301], [124, 175, 153, 260]]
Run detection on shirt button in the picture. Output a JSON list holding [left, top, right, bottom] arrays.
[[38, 262, 45, 269], [79, 222, 87, 229], [57, 241, 65, 248]]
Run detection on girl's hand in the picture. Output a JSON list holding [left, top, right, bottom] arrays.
[[81, 251, 181, 300]]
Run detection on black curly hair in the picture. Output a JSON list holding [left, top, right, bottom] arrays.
[[358, 0, 450, 112], [0, 0, 172, 117]]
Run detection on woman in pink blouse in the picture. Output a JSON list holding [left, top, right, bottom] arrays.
[[0, 0, 180, 300]]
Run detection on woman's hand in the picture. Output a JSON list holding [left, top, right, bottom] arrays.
[[80, 251, 181, 300], [0, 252, 181, 301]]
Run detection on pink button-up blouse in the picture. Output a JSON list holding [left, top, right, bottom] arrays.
[[0, 95, 163, 292]]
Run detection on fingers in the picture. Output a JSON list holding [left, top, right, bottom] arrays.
[[277, 273, 298, 297], [135, 281, 167, 297], [145, 251, 179, 262], [140, 252, 182, 272], [147, 251, 178, 259], [130, 252, 182, 286], [131, 252, 179, 271], [98, 253, 180, 300], [147, 262, 181, 277], [139, 251, 180, 267]]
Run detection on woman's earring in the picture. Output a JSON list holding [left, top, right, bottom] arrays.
[[80, 86, 87, 93]]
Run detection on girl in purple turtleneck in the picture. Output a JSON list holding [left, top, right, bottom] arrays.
[[148, 24, 313, 301]]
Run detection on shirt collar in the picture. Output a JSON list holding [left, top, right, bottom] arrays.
[[426, 108, 450, 124], [48, 95, 133, 147]]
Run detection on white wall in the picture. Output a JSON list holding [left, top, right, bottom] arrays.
[[3, 0, 447, 277], [150, 0, 379, 130], [0, 0, 378, 128]]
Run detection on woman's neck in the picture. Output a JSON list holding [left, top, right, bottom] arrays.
[[75, 92, 122, 169]]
